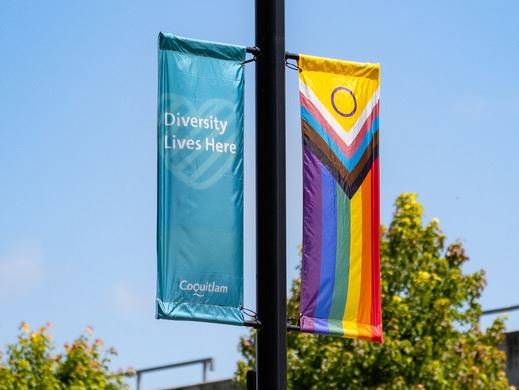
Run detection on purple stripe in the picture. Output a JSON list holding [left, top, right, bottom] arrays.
[[301, 316, 331, 335], [301, 146, 323, 328], [314, 164, 337, 327]]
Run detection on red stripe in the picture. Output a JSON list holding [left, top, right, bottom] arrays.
[[300, 92, 379, 159], [370, 157, 383, 342], [358, 171, 372, 338]]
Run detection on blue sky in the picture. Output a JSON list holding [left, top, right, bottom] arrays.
[[1, 0, 518, 388]]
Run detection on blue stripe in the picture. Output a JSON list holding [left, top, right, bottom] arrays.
[[301, 107, 379, 171], [314, 163, 337, 322]]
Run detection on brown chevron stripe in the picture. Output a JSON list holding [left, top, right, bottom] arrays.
[[302, 119, 379, 198], [304, 140, 378, 199], [302, 119, 379, 182]]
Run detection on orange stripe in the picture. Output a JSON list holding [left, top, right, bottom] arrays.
[[357, 170, 372, 339]]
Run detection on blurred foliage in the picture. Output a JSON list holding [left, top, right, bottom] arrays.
[[236, 193, 512, 389], [0, 323, 133, 390]]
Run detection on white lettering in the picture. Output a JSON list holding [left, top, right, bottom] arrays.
[[205, 138, 237, 154], [205, 137, 215, 151], [164, 135, 172, 149], [165, 112, 175, 126], [178, 280, 229, 298], [219, 120, 228, 135], [163, 112, 229, 135], [181, 116, 190, 127]]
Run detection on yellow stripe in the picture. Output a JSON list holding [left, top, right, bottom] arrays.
[[341, 321, 372, 341], [342, 185, 363, 337]]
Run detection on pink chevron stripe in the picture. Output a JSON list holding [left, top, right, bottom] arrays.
[[300, 92, 379, 159]]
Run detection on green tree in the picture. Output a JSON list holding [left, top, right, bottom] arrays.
[[236, 193, 511, 389], [0, 323, 133, 390]]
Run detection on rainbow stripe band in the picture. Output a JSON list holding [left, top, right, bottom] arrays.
[[299, 54, 383, 342]]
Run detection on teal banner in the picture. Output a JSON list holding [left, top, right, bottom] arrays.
[[156, 33, 245, 325]]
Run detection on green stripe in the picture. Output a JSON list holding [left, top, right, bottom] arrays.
[[328, 183, 351, 326]]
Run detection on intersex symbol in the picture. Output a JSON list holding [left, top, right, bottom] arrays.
[[331, 86, 357, 117]]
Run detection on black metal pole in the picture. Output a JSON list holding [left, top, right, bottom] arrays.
[[255, 0, 287, 389]]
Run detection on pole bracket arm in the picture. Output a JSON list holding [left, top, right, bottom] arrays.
[[285, 52, 299, 60], [246, 46, 261, 56]]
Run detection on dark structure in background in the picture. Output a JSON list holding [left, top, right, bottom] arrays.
[[167, 380, 237, 390], [159, 331, 519, 389], [135, 358, 214, 390], [483, 305, 519, 387], [504, 331, 519, 387]]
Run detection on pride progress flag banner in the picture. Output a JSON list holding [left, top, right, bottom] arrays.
[[299, 55, 383, 341], [156, 34, 245, 326]]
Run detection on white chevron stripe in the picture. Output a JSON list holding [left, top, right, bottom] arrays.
[[299, 78, 380, 147]]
